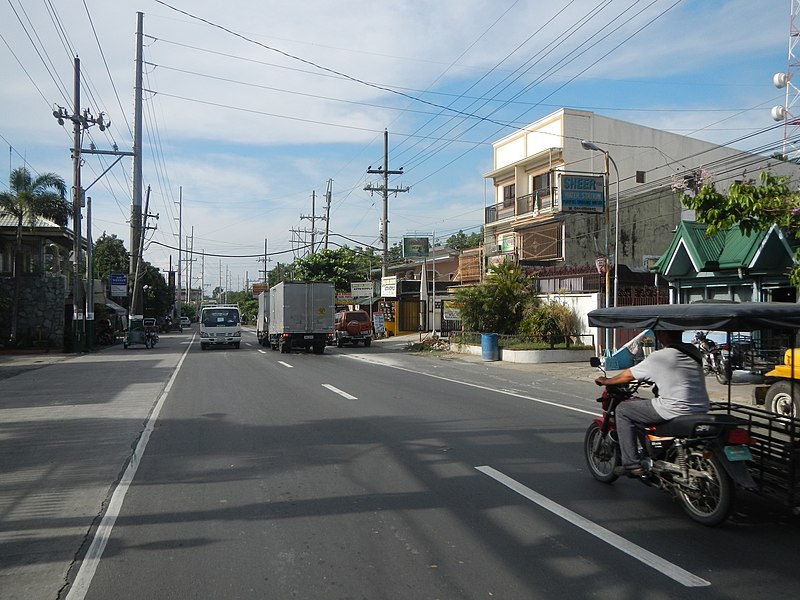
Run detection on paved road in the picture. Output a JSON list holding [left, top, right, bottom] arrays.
[[0, 332, 782, 599]]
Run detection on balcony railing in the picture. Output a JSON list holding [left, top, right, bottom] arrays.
[[485, 189, 554, 224]]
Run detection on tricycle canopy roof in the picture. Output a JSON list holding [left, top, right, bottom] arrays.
[[587, 302, 800, 331]]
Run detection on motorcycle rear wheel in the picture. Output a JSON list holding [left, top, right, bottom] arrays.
[[584, 422, 620, 483], [674, 451, 733, 526]]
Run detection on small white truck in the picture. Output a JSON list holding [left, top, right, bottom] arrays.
[[267, 281, 335, 354], [199, 304, 241, 350]]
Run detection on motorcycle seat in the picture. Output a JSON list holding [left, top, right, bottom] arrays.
[[652, 413, 745, 437]]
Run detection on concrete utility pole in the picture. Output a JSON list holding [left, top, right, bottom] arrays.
[[365, 129, 409, 277], [323, 179, 332, 250], [130, 11, 144, 318], [52, 56, 125, 351], [301, 190, 327, 254], [175, 186, 182, 320]]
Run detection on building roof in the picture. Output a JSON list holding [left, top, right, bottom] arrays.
[[652, 221, 795, 278], [0, 214, 62, 228]]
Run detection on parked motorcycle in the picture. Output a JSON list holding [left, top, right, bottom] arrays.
[[692, 331, 731, 384], [584, 357, 755, 526]]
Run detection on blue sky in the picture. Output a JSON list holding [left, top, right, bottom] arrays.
[[0, 0, 794, 293]]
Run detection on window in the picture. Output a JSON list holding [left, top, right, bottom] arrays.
[[533, 172, 550, 196], [503, 184, 515, 207]]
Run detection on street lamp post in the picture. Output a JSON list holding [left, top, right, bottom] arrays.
[[581, 140, 620, 352]]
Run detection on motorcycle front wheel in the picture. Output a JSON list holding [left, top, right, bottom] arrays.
[[674, 450, 733, 526], [584, 422, 620, 483]]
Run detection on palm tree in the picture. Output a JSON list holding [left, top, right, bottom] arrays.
[[0, 167, 68, 344]]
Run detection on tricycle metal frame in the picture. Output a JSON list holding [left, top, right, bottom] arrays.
[[588, 302, 800, 512]]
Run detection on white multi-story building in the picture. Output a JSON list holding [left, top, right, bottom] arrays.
[[483, 108, 799, 279]]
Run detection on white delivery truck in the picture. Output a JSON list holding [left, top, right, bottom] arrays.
[[256, 291, 269, 346], [268, 281, 335, 354], [199, 304, 242, 350]]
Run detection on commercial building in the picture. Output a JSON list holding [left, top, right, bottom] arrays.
[[482, 108, 800, 292]]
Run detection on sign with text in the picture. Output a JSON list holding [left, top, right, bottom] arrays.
[[380, 276, 397, 298], [350, 281, 374, 300], [110, 272, 127, 298], [559, 174, 605, 213]]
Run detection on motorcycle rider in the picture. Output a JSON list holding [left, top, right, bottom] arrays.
[[594, 329, 709, 476]]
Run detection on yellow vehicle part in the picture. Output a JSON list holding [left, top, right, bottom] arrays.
[[764, 348, 800, 379]]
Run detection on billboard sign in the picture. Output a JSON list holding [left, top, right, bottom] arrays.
[[403, 236, 430, 258], [559, 174, 605, 213]]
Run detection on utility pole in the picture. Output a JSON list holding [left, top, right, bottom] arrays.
[[52, 56, 122, 351], [175, 186, 182, 321], [301, 190, 327, 254], [365, 129, 409, 277], [186, 227, 196, 309], [259, 238, 270, 284], [130, 11, 144, 318], [324, 179, 332, 250]]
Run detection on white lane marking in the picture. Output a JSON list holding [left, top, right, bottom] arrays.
[[66, 338, 194, 599], [344, 354, 598, 416], [322, 384, 358, 400], [278, 361, 294, 368], [258, 349, 267, 354], [476, 466, 710, 588]]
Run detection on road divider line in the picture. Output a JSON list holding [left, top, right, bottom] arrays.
[[322, 384, 358, 400], [65, 336, 194, 600], [278, 361, 294, 368], [475, 466, 710, 588]]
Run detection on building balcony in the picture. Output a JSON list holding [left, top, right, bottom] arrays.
[[485, 190, 553, 224]]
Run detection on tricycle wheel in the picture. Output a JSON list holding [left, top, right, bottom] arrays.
[[766, 380, 800, 420], [674, 450, 733, 526], [584, 422, 619, 483]]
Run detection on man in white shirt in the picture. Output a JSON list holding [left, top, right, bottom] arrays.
[[594, 329, 709, 476]]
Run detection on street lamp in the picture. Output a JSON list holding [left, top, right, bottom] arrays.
[[581, 140, 621, 351]]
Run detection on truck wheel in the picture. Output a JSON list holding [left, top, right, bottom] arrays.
[[234, 343, 240, 349], [766, 380, 800, 419], [336, 335, 343, 348], [363, 339, 371, 347], [313, 342, 325, 355], [280, 340, 290, 354], [201, 343, 209, 351]]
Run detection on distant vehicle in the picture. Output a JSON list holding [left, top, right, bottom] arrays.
[[334, 310, 373, 347], [180, 316, 191, 328], [256, 291, 269, 346], [199, 305, 241, 350], [267, 281, 334, 354]]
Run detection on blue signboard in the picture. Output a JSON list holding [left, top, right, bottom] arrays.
[[560, 174, 605, 213], [110, 272, 128, 297]]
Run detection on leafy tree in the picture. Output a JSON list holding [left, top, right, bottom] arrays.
[[453, 262, 537, 334], [446, 228, 484, 250], [293, 247, 370, 290], [0, 166, 68, 344], [680, 171, 800, 284], [93, 233, 129, 281], [140, 262, 171, 317]]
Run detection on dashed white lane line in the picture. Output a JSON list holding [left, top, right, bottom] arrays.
[[322, 384, 358, 400], [475, 466, 710, 588], [278, 361, 294, 368]]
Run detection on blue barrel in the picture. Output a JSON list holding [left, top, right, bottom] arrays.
[[481, 333, 500, 361]]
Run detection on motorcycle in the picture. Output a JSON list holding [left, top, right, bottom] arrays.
[[584, 357, 756, 526], [692, 331, 731, 384]]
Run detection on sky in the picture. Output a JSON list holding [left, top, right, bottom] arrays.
[[0, 0, 796, 295]]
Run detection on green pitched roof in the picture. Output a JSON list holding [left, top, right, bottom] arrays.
[[652, 221, 794, 278]]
